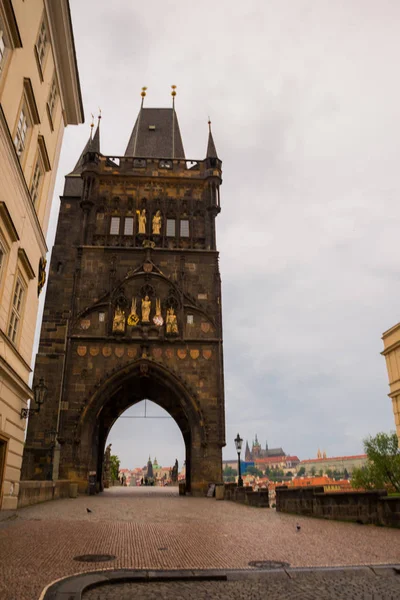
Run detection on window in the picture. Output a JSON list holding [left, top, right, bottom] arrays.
[[180, 219, 189, 237], [35, 18, 48, 72], [8, 276, 25, 344], [47, 77, 58, 127], [166, 219, 176, 237], [124, 217, 134, 236], [0, 29, 5, 66], [110, 217, 120, 235], [30, 157, 43, 205], [14, 107, 28, 157], [187, 315, 194, 325]]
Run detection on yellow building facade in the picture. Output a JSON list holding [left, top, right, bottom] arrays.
[[381, 322, 400, 438], [0, 0, 83, 509]]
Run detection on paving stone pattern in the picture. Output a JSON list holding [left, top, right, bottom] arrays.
[[1, 487, 400, 600]]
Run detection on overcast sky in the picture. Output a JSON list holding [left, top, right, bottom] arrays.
[[37, 0, 400, 470]]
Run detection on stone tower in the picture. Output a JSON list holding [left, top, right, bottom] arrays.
[[21, 93, 225, 496]]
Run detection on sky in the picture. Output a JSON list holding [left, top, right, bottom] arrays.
[[36, 0, 400, 470]]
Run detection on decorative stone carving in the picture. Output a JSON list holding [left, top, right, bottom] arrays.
[[152, 210, 162, 235], [166, 307, 178, 335], [127, 297, 139, 326], [137, 209, 146, 234], [141, 295, 151, 323], [153, 298, 163, 326], [112, 306, 126, 333]]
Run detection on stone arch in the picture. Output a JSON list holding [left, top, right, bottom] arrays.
[[70, 359, 208, 494]]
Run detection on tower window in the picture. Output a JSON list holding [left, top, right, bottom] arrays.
[[124, 217, 134, 236], [180, 219, 189, 237], [14, 107, 28, 157], [47, 76, 58, 129], [110, 217, 120, 235], [166, 219, 176, 237]]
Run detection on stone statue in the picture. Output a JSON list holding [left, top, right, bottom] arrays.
[[112, 306, 125, 333], [127, 297, 139, 326], [171, 458, 178, 484], [104, 443, 112, 489], [153, 298, 164, 326], [141, 295, 151, 322], [166, 307, 178, 335], [152, 210, 162, 235], [137, 209, 146, 234]]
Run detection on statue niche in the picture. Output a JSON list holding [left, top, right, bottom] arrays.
[[166, 307, 179, 336], [112, 305, 126, 333], [152, 210, 162, 235], [141, 295, 151, 323]]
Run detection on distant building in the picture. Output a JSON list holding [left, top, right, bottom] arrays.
[[382, 323, 400, 438], [298, 452, 367, 476], [245, 434, 285, 462]]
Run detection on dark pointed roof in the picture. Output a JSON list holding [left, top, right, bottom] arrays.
[[125, 107, 185, 158], [206, 129, 218, 159], [69, 120, 101, 175]]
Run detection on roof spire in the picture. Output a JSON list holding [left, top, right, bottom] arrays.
[[90, 113, 94, 140], [68, 109, 101, 174], [206, 118, 218, 159], [171, 85, 177, 158]]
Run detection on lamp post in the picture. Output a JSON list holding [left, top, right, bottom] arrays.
[[234, 433, 243, 487], [21, 378, 48, 419]]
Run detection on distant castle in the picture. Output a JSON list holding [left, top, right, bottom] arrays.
[[245, 434, 286, 462]]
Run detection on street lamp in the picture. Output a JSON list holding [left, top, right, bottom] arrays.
[[234, 433, 243, 487], [21, 378, 48, 419]]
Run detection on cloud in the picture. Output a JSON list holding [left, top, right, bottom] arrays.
[[37, 0, 400, 468]]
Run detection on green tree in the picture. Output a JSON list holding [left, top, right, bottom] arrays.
[[223, 465, 237, 478], [310, 466, 316, 476], [297, 466, 306, 477], [318, 469, 324, 477], [286, 471, 293, 478], [245, 466, 263, 477], [326, 469, 333, 478], [351, 432, 400, 492], [110, 455, 120, 481]]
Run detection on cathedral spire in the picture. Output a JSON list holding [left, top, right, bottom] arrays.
[[206, 119, 218, 159]]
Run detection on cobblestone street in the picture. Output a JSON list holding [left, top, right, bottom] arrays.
[[1, 487, 400, 599]]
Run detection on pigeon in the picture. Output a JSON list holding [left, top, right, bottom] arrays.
[[296, 524, 301, 532], [86, 508, 92, 513]]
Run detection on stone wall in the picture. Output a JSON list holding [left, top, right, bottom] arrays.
[[276, 486, 400, 528], [18, 480, 72, 508]]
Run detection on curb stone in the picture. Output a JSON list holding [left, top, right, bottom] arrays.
[[39, 564, 400, 600]]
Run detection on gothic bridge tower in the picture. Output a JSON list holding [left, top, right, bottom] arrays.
[[22, 91, 225, 495]]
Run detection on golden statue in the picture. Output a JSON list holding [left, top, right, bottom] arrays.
[[112, 306, 125, 333], [137, 209, 146, 234], [141, 295, 151, 322], [153, 298, 164, 326], [127, 297, 139, 326], [152, 210, 162, 235], [166, 307, 178, 335]]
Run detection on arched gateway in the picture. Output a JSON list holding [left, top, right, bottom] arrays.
[[22, 97, 225, 496]]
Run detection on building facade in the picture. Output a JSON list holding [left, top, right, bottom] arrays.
[[22, 93, 225, 496], [381, 323, 400, 438], [298, 454, 367, 476], [0, 0, 83, 509]]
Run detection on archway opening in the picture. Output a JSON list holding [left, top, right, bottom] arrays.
[[105, 400, 186, 489]]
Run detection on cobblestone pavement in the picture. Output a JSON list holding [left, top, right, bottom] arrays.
[[83, 569, 400, 600], [1, 487, 400, 599]]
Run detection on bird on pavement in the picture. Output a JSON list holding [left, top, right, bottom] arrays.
[[296, 523, 301, 532], [86, 508, 92, 513]]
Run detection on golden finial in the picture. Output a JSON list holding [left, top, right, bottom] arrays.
[[141, 86, 147, 108], [171, 85, 177, 97], [98, 108, 102, 121], [208, 116, 212, 132], [90, 113, 94, 138]]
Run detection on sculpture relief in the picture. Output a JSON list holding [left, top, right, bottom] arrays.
[[137, 209, 146, 234], [166, 307, 178, 335], [152, 210, 162, 235], [153, 298, 164, 326], [112, 306, 126, 333], [141, 295, 151, 323], [127, 297, 139, 326]]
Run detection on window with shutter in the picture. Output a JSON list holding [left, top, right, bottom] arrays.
[[110, 217, 120, 235]]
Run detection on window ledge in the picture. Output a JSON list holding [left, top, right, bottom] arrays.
[[18, 248, 35, 280], [0, 201, 19, 241]]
